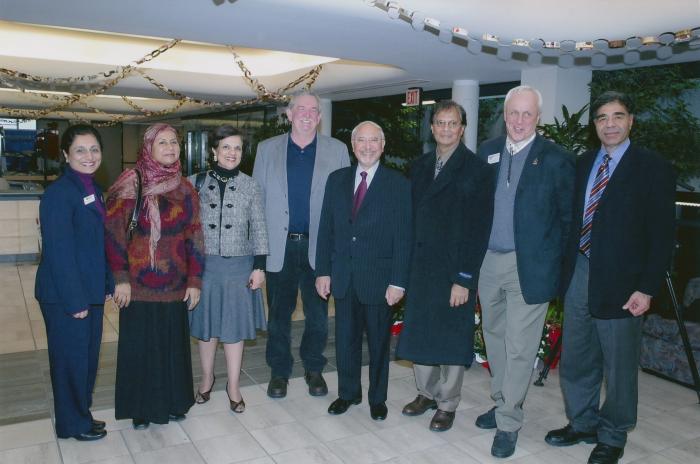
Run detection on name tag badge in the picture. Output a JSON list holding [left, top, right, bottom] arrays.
[[487, 153, 500, 164], [83, 194, 96, 205]]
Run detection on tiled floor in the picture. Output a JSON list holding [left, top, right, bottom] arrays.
[[1, 262, 699, 463]]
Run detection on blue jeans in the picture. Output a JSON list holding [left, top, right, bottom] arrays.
[[265, 237, 328, 378]]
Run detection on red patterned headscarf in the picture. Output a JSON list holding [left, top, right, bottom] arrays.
[[108, 123, 182, 268]]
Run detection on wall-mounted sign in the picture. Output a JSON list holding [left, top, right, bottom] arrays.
[[405, 87, 421, 107]]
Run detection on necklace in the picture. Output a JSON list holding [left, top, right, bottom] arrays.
[[210, 170, 236, 184]]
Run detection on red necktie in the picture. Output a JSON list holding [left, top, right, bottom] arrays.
[[352, 171, 368, 220]]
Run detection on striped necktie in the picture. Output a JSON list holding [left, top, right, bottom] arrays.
[[579, 154, 611, 257]]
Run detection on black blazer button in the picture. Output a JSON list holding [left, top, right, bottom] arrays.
[[209, 224, 216, 229], [226, 203, 233, 208], [224, 224, 232, 229], [208, 185, 215, 190], [210, 203, 217, 209]]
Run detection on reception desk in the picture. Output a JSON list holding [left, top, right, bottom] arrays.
[[0, 192, 42, 262]]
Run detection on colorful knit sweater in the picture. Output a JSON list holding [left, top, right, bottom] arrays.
[[105, 176, 205, 302]]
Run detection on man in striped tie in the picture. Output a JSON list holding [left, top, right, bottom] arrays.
[[545, 91, 676, 464]]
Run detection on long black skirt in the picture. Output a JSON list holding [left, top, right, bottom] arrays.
[[115, 300, 194, 423]]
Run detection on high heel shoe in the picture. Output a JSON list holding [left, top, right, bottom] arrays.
[[195, 374, 215, 404], [226, 382, 245, 413]]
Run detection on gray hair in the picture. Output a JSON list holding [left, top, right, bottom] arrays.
[[287, 92, 322, 112], [504, 85, 543, 114], [351, 121, 385, 141]]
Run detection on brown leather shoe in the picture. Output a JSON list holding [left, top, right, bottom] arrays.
[[429, 409, 455, 431], [402, 395, 438, 416]]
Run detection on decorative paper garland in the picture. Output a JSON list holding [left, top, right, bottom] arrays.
[[0, 40, 324, 125], [369, 0, 700, 68]]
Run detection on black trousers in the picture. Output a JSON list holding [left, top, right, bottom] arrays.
[[334, 283, 392, 405], [560, 254, 643, 448], [41, 303, 103, 438], [265, 237, 328, 378]]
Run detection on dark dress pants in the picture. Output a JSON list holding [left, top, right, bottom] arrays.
[[560, 254, 643, 448], [265, 237, 328, 378], [41, 303, 103, 438], [335, 283, 392, 405]]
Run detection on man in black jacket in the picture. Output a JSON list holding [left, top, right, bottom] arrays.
[[475, 85, 575, 458], [315, 121, 412, 421], [397, 100, 494, 432], [545, 91, 676, 464]]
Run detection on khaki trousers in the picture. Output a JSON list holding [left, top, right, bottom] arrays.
[[413, 363, 465, 412], [478, 250, 548, 432]]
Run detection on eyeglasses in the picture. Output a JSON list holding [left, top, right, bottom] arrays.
[[354, 137, 383, 145], [433, 120, 462, 129]]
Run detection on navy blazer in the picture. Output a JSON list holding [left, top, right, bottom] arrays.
[[35, 167, 113, 314], [477, 134, 575, 304], [561, 144, 676, 319], [315, 164, 412, 305]]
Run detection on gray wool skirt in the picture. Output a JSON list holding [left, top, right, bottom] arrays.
[[189, 255, 267, 343]]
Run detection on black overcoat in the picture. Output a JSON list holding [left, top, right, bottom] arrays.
[[396, 144, 494, 365]]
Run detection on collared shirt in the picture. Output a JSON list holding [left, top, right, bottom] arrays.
[[435, 144, 458, 177], [286, 134, 317, 234], [582, 138, 630, 221], [353, 161, 380, 192], [506, 133, 537, 156]]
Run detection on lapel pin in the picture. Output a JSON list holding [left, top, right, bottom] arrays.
[[532, 158, 539, 165]]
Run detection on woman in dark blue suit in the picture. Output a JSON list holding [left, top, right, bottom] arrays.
[[35, 124, 113, 441]]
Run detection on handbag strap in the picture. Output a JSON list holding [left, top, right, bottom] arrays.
[[126, 169, 143, 240]]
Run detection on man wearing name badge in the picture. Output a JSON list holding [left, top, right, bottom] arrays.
[[545, 91, 675, 464], [253, 92, 350, 399], [475, 85, 575, 458], [397, 100, 494, 432], [315, 121, 411, 421]]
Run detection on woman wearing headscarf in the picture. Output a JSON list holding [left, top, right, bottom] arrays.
[[35, 124, 113, 441], [105, 123, 204, 430], [188, 125, 268, 413]]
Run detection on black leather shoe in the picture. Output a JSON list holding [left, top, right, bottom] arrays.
[[91, 419, 106, 431], [475, 406, 497, 429], [267, 377, 288, 398], [132, 418, 150, 430], [491, 429, 518, 458], [328, 397, 361, 415], [545, 424, 597, 447], [305, 371, 328, 396], [429, 409, 455, 431], [588, 443, 624, 464], [168, 413, 186, 422], [402, 395, 437, 416], [72, 427, 107, 441], [370, 402, 388, 421]]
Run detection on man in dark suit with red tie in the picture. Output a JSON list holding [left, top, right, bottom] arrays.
[[315, 121, 412, 420], [545, 91, 676, 464]]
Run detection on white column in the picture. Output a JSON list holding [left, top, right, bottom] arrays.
[[319, 98, 333, 136], [521, 68, 592, 124], [451, 80, 479, 151]]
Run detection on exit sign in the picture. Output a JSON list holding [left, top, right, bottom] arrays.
[[405, 87, 421, 107]]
